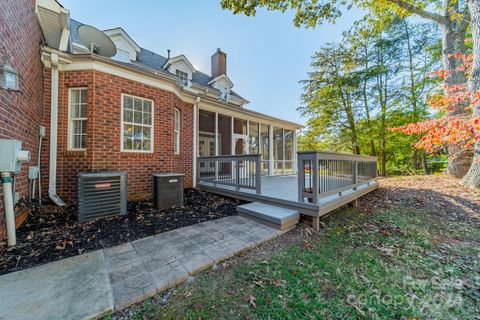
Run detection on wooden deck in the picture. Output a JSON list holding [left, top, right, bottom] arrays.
[[198, 174, 379, 218]]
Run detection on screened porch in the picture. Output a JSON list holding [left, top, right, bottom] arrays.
[[196, 109, 297, 177]]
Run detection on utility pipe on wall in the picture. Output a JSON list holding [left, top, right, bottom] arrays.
[[1, 173, 16, 246], [48, 53, 65, 206]]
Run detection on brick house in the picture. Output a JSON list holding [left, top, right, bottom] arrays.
[[0, 0, 302, 237]]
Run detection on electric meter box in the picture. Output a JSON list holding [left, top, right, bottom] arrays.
[[0, 139, 30, 172]]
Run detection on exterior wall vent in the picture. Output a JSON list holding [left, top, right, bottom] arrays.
[[77, 171, 127, 222]]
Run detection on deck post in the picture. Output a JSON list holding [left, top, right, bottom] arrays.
[[235, 159, 240, 191], [312, 153, 319, 204], [297, 154, 304, 202], [312, 216, 320, 232], [255, 155, 261, 194]]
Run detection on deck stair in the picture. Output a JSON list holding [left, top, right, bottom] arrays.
[[237, 202, 300, 231]]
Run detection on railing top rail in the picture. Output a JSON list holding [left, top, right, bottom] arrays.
[[197, 154, 261, 160], [298, 151, 378, 162]]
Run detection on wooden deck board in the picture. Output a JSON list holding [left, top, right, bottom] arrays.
[[198, 175, 378, 218]]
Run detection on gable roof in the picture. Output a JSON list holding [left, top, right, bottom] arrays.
[[163, 54, 196, 72], [69, 18, 246, 101], [208, 74, 234, 88], [103, 27, 141, 52]]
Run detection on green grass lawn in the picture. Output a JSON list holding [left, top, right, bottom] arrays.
[[116, 202, 479, 320]]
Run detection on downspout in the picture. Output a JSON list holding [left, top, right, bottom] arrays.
[[48, 53, 66, 206], [1, 173, 16, 246]]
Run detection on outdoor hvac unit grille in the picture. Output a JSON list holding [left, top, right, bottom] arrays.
[[153, 173, 184, 210], [77, 171, 127, 222]]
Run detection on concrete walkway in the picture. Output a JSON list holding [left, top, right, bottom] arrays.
[[0, 216, 284, 320]]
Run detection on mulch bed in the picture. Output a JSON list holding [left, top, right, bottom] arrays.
[[0, 189, 242, 275]]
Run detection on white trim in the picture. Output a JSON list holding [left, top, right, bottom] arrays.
[[269, 125, 274, 176], [192, 102, 198, 187], [174, 107, 181, 155], [54, 56, 301, 128], [67, 87, 88, 151], [207, 74, 234, 88], [103, 28, 141, 52], [120, 93, 154, 153], [231, 116, 234, 155], [164, 55, 196, 72]]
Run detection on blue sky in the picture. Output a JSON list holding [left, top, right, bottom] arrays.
[[61, 0, 363, 125]]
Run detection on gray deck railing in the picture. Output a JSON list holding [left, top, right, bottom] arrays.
[[297, 151, 378, 203], [197, 154, 262, 194]]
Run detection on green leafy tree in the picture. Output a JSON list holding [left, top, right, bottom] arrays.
[[221, 0, 471, 177]]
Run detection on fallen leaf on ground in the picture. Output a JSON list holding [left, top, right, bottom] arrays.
[[248, 294, 256, 308]]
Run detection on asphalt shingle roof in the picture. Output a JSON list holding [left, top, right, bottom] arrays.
[[69, 19, 244, 100]]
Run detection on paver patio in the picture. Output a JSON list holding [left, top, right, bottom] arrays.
[[0, 215, 286, 320]]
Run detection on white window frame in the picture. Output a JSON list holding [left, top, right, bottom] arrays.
[[174, 107, 181, 155], [176, 70, 189, 86], [67, 87, 88, 151], [120, 93, 154, 153]]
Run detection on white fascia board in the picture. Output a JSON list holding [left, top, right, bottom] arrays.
[[103, 28, 141, 52], [198, 103, 303, 130], [163, 55, 196, 73], [42, 48, 299, 127], [207, 74, 234, 88], [36, 0, 63, 12]]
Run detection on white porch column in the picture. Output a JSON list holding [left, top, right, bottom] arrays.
[[246, 120, 250, 154], [214, 112, 219, 180], [192, 100, 199, 187], [293, 129, 298, 174], [214, 112, 219, 156], [269, 125, 274, 176], [231, 116, 235, 155]]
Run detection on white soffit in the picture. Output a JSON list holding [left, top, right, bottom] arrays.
[[36, 0, 70, 49]]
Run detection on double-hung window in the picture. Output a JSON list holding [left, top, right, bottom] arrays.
[[122, 94, 153, 152], [68, 88, 87, 150], [174, 108, 181, 154], [176, 70, 188, 86]]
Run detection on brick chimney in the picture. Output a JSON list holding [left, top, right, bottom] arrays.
[[211, 48, 226, 78]]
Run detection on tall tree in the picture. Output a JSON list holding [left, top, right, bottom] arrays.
[[221, 0, 472, 177], [299, 44, 362, 154], [461, 0, 480, 187]]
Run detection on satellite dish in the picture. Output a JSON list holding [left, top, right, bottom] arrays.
[[78, 25, 117, 57]]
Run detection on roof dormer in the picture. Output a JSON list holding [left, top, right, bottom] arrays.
[[103, 27, 141, 63], [164, 55, 196, 87]]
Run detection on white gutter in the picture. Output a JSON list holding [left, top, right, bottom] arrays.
[[48, 53, 66, 206]]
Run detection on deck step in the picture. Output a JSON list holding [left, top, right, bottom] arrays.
[[237, 202, 300, 231]]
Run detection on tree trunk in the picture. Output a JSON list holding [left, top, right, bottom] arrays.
[[421, 152, 430, 175], [404, 22, 420, 174], [362, 42, 376, 156], [461, 0, 480, 188], [441, 18, 472, 177]]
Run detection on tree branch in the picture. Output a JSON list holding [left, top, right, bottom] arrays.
[[387, 0, 448, 25]]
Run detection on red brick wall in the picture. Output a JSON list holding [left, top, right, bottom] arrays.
[[42, 69, 194, 203], [0, 0, 44, 233]]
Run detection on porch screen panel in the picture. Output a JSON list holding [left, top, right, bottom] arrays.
[[218, 114, 232, 180], [218, 114, 231, 155], [234, 118, 247, 134], [249, 121, 259, 154], [198, 110, 215, 157], [198, 110, 216, 181], [261, 124, 269, 175], [273, 127, 284, 175], [284, 129, 294, 174], [234, 118, 247, 155]]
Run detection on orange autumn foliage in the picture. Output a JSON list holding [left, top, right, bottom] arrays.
[[391, 53, 480, 153]]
